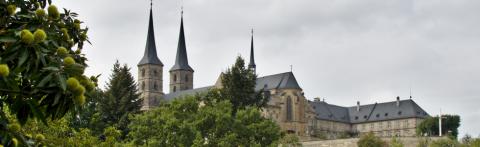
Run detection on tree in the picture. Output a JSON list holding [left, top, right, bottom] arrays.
[[96, 61, 141, 137], [357, 132, 386, 147], [1, 0, 93, 145], [217, 56, 268, 113], [128, 95, 283, 146], [416, 115, 461, 139]]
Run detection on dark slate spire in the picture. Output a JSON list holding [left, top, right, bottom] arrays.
[[248, 29, 256, 71], [138, 4, 163, 66], [170, 10, 193, 71]]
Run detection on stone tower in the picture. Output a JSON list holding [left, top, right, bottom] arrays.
[[169, 12, 194, 93], [248, 29, 256, 74], [138, 5, 163, 110]]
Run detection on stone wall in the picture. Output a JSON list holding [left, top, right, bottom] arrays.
[[302, 137, 446, 147]]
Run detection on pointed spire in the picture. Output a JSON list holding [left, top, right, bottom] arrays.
[[170, 8, 193, 71], [248, 29, 256, 72], [138, 3, 163, 66]]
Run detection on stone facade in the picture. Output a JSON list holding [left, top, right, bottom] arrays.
[[352, 118, 424, 137], [138, 64, 164, 110], [169, 69, 193, 93]]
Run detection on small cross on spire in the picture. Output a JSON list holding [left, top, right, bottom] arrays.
[[150, 0, 152, 7]]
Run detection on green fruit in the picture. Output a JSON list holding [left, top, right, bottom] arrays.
[[66, 77, 80, 90], [0, 64, 9, 77], [7, 5, 16, 16], [12, 138, 18, 147], [47, 5, 60, 19], [73, 85, 85, 96], [63, 56, 75, 66], [33, 29, 47, 43], [75, 95, 86, 105], [35, 134, 45, 141], [74, 23, 80, 30], [80, 32, 87, 41], [21, 30, 34, 44], [7, 123, 20, 132], [56, 47, 68, 56], [36, 9, 46, 18]]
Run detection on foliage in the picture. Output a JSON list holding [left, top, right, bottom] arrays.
[[390, 136, 404, 147], [416, 115, 461, 139], [357, 132, 386, 147], [216, 56, 268, 113], [128, 95, 283, 147], [429, 138, 460, 147], [278, 134, 301, 147], [416, 137, 430, 147], [96, 61, 141, 137], [0, 0, 93, 145]]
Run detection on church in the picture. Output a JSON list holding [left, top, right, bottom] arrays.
[[136, 5, 430, 139]]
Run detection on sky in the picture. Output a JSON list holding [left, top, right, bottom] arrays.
[[55, 0, 480, 137]]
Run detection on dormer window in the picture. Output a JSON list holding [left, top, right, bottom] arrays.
[[376, 114, 380, 118], [398, 111, 402, 115], [385, 113, 389, 117]]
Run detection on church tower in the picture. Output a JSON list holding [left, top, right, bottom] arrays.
[[138, 3, 163, 110], [248, 29, 256, 74], [169, 11, 194, 93]]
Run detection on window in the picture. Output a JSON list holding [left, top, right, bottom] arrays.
[[286, 96, 293, 121], [153, 82, 158, 90], [141, 69, 145, 77], [370, 123, 374, 130], [398, 111, 402, 115], [173, 86, 176, 92], [387, 121, 391, 128], [153, 70, 157, 76], [185, 75, 189, 82], [174, 74, 177, 82], [404, 120, 408, 128], [355, 116, 359, 120]]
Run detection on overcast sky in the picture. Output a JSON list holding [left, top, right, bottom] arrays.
[[55, 0, 480, 137]]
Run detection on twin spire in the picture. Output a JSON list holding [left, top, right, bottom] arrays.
[[139, 2, 257, 72], [170, 9, 193, 72], [138, 3, 162, 66]]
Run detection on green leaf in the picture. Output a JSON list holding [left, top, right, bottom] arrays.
[[37, 73, 53, 88], [57, 74, 66, 91], [0, 36, 17, 43], [27, 99, 49, 126], [42, 66, 60, 72], [17, 48, 28, 68]]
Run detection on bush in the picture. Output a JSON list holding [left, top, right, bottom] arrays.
[[390, 136, 404, 147], [429, 138, 460, 147], [357, 132, 386, 147]]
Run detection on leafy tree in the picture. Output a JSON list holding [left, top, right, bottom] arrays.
[[0, 0, 93, 145], [217, 56, 267, 112], [96, 61, 141, 137], [278, 134, 301, 147], [128, 95, 282, 147], [416, 115, 461, 138], [357, 132, 386, 147]]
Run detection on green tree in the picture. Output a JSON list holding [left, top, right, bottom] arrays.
[[217, 56, 267, 112], [0, 0, 93, 145], [128, 95, 282, 146], [278, 134, 301, 147], [96, 61, 141, 137], [357, 132, 386, 147], [416, 115, 461, 139]]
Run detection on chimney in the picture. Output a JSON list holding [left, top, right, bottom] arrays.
[[357, 101, 360, 111], [314, 97, 321, 102], [322, 98, 325, 102], [396, 96, 400, 107]]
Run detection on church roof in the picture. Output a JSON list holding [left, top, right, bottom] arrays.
[[138, 8, 163, 66], [170, 14, 193, 71], [255, 72, 301, 91], [163, 72, 302, 101], [310, 99, 430, 124], [248, 30, 256, 69]]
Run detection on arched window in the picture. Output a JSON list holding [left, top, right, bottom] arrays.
[[141, 69, 145, 77], [185, 75, 189, 82], [286, 96, 293, 121], [173, 74, 177, 82], [153, 82, 157, 90], [173, 86, 176, 92]]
